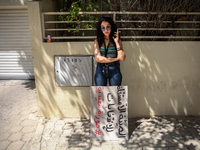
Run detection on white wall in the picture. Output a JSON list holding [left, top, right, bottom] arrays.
[[122, 41, 200, 117]]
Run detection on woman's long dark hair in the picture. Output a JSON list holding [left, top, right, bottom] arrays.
[[96, 17, 118, 52]]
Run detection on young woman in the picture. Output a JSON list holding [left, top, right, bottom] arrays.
[[94, 17, 126, 86]]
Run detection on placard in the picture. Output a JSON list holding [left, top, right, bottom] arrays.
[[90, 86, 128, 140]]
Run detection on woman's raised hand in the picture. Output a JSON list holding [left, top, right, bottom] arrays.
[[113, 29, 119, 43]]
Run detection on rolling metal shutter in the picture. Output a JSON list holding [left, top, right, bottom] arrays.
[[0, 8, 34, 79]]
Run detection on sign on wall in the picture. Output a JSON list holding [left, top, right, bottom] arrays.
[[90, 86, 128, 140], [55, 56, 93, 86]]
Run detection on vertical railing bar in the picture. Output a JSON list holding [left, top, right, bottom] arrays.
[[113, 12, 116, 22], [41, 13, 45, 41]]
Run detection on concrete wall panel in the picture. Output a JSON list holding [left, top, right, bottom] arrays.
[[28, 2, 200, 118]]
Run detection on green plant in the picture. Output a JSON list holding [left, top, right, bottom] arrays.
[[58, 0, 110, 36]]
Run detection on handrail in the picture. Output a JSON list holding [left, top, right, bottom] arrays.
[[42, 11, 200, 15], [49, 36, 200, 40], [45, 21, 200, 24], [45, 28, 200, 31]]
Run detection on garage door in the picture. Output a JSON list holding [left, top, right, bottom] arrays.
[[0, 8, 34, 79]]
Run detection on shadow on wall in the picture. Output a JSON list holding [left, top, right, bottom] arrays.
[[34, 42, 94, 118], [34, 51, 64, 118], [33, 40, 200, 118], [124, 41, 200, 117]]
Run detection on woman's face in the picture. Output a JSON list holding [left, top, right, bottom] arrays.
[[101, 21, 111, 37]]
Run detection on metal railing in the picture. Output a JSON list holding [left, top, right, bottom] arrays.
[[41, 11, 200, 41]]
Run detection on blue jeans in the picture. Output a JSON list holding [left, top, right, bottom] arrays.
[[94, 63, 122, 86]]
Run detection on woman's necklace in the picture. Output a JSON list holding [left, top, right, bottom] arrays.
[[104, 39, 110, 48], [104, 40, 110, 57]]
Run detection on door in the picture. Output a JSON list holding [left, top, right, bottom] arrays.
[[0, 8, 34, 79]]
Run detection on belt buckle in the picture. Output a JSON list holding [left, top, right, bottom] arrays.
[[104, 63, 109, 67]]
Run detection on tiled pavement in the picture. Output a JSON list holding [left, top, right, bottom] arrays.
[[0, 80, 200, 150]]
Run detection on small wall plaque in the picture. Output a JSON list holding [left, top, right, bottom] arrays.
[[55, 56, 93, 86]]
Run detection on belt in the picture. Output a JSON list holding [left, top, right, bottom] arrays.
[[98, 61, 120, 66]]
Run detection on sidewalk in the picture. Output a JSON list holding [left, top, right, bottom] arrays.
[[0, 80, 200, 150]]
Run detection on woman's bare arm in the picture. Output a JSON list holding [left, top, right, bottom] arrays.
[[94, 39, 119, 63], [116, 39, 126, 62], [113, 30, 126, 62]]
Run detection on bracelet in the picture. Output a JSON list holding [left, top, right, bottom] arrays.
[[117, 47, 121, 51]]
